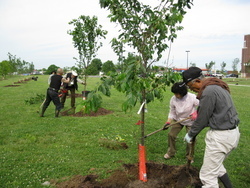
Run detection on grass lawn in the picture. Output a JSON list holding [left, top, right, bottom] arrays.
[[1, 75, 250, 187]]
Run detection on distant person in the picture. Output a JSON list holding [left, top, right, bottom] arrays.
[[32, 76, 38, 81], [183, 67, 240, 188], [61, 70, 85, 109], [164, 82, 199, 161], [48, 70, 56, 84], [40, 68, 70, 117]]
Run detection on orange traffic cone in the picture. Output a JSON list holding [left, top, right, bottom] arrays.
[[138, 144, 147, 182]]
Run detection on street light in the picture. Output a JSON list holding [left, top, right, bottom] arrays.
[[185, 50, 190, 69]]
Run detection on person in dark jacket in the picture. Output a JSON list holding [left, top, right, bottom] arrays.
[[40, 68, 70, 117], [60, 70, 85, 109], [183, 67, 240, 188]]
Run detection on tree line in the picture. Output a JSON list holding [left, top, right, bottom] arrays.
[[190, 58, 240, 74], [0, 53, 34, 79]]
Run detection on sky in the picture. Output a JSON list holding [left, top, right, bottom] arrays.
[[0, 0, 250, 71]]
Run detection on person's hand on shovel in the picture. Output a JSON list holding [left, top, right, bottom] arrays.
[[163, 122, 171, 130], [184, 133, 193, 144], [190, 111, 198, 121]]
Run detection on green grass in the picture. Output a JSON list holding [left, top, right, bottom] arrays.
[[1, 75, 250, 187]]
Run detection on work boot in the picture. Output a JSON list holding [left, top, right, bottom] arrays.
[[219, 173, 233, 188], [55, 110, 60, 118], [40, 106, 46, 117]]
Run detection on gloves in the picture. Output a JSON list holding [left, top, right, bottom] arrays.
[[190, 111, 198, 121], [184, 133, 193, 144], [163, 122, 171, 130]]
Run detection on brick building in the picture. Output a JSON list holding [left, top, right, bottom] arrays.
[[241, 34, 250, 78]]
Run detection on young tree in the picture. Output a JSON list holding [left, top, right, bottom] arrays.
[[232, 58, 240, 71], [68, 15, 107, 94], [99, 0, 193, 149]]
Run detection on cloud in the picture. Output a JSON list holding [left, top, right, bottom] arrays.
[[164, 0, 250, 70], [0, 0, 249, 71]]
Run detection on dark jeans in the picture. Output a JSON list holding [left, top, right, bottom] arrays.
[[61, 88, 76, 108], [43, 88, 62, 111]]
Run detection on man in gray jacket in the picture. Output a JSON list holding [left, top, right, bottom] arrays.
[[182, 67, 240, 188]]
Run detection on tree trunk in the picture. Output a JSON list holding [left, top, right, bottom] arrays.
[[140, 90, 146, 146], [83, 75, 87, 97]]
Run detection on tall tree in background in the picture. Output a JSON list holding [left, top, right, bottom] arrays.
[[0, 60, 12, 79], [102, 60, 116, 74], [28, 62, 35, 73], [190, 62, 196, 67], [99, 0, 193, 153], [68, 15, 107, 93], [7, 53, 35, 74], [45, 64, 59, 75], [232, 58, 240, 71], [220, 61, 226, 73], [205, 61, 215, 73], [86, 58, 102, 75]]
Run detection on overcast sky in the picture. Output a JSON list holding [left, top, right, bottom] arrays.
[[0, 0, 250, 71]]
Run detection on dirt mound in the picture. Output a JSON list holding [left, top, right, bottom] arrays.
[[54, 162, 202, 188], [61, 107, 113, 117]]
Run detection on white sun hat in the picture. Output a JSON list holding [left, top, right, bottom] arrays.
[[72, 70, 78, 76]]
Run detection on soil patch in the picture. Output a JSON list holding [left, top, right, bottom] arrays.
[[53, 162, 202, 188], [4, 85, 21, 87], [98, 138, 129, 150], [61, 107, 113, 117]]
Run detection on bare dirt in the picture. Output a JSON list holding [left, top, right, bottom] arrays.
[[4, 77, 34, 87], [61, 107, 113, 117], [52, 162, 202, 188], [60, 93, 113, 117]]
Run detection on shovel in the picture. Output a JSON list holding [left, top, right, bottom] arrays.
[[144, 117, 191, 138], [187, 136, 196, 169]]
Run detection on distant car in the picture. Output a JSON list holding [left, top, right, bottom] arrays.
[[226, 74, 238, 78], [212, 74, 224, 78]]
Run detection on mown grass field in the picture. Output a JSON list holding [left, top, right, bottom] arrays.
[[1, 75, 250, 187]]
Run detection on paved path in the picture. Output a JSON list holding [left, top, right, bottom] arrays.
[[228, 84, 250, 87]]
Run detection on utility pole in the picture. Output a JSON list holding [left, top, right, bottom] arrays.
[[185, 50, 190, 70]]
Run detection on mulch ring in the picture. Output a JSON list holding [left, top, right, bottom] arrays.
[[4, 85, 21, 87], [52, 162, 202, 188], [60, 107, 113, 117]]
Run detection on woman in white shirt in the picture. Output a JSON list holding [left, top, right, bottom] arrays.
[[164, 82, 199, 160]]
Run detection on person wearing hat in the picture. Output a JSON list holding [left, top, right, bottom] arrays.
[[61, 70, 85, 109], [163, 82, 199, 161], [183, 67, 240, 188]]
